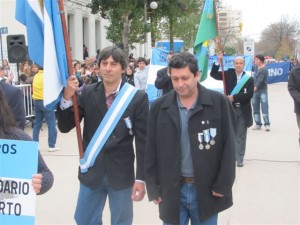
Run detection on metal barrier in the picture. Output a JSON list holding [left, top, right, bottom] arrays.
[[15, 84, 35, 124]]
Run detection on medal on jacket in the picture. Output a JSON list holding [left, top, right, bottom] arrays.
[[124, 117, 133, 135], [209, 128, 216, 145], [203, 129, 210, 149], [198, 133, 204, 150]]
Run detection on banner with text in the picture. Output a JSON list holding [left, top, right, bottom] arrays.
[[0, 139, 38, 225], [266, 62, 290, 84], [147, 49, 289, 102]]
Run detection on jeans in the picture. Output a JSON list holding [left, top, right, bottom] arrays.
[[32, 100, 57, 147], [252, 90, 270, 126], [163, 183, 218, 225], [235, 108, 247, 164], [75, 178, 133, 225]]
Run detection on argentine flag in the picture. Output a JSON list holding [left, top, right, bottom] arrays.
[[16, 0, 68, 109]]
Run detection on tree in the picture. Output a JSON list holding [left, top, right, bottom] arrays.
[[88, 0, 203, 55], [88, 0, 145, 55], [256, 16, 299, 59]]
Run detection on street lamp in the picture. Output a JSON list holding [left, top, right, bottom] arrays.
[[144, 1, 158, 58]]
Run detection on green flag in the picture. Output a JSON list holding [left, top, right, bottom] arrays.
[[194, 0, 217, 82]]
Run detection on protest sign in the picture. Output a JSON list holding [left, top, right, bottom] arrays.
[[0, 139, 38, 225]]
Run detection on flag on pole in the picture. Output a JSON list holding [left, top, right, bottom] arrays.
[[194, 0, 217, 82], [16, 0, 68, 109]]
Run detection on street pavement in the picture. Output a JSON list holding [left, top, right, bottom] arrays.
[[28, 82, 299, 225]]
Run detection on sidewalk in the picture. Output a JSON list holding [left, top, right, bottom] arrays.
[[31, 83, 299, 225]]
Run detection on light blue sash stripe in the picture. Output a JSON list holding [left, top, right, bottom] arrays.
[[230, 74, 250, 95], [80, 83, 138, 173]]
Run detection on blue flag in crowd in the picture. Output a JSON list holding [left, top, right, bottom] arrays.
[[15, 0, 68, 109]]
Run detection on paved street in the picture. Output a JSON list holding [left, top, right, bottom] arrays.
[[29, 82, 299, 225]]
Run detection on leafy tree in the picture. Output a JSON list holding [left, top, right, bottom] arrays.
[[88, 0, 203, 55], [223, 46, 236, 56], [256, 16, 299, 59], [88, 0, 145, 55]]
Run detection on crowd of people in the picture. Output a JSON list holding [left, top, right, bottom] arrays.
[[0, 45, 299, 225]]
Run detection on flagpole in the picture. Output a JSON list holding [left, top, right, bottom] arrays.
[[213, 0, 227, 95], [58, 0, 84, 159]]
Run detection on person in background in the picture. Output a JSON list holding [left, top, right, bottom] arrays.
[[30, 63, 39, 76], [89, 65, 101, 83], [210, 51, 254, 167], [0, 89, 53, 194], [145, 52, 236, 225], [57, 46, 148, 225], [154, 50, 175, 95], [288, 59, 300, 147], [32, 65, 60, 152], [83, 45, 89, 60], [134, 57, 149, 91], [0, 80, 26, 130], [251, 54, 271, 131], [2, 59, 11, 76], [0, 65, 14, 84], [19, 65, 34, 84], [122, 64, 135, 86]]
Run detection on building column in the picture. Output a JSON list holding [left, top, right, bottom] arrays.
[[73, 9, 83, 61]]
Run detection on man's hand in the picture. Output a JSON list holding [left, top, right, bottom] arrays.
[[153, 197, 162, 205], [131, 182, 146, 201], [212, 191, 224, 197], [63, 75, 79, 100], [227, 95, 234, 102]]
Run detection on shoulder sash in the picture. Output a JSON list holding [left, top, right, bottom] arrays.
[[80, 83, 138, 173], [230, 74, 250, 95]]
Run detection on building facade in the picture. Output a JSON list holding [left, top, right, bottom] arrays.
[[0, 0, 148, 68]]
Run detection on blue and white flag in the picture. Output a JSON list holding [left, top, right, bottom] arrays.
[[16, 0, 68, 109], [147, 48, 169, 102]]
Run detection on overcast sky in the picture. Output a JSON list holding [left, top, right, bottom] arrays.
[[223, 0, 300, 40]]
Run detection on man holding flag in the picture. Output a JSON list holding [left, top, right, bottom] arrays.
[[57, 46, 148, 225], [211, 51, 254, 167]]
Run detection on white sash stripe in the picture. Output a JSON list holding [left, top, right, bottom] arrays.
[[80, 85, 136, 171]]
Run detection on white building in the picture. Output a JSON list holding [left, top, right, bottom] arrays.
[[217, 6, 243, 44], [0, 0, 148, 67]]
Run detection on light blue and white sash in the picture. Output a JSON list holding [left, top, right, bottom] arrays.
[[80, 83, 138, 173], [230, 74, 250, 95]]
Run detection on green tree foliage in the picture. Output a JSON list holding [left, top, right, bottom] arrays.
[[88, 0, 203, 55]]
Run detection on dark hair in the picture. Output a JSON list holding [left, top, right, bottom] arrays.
[[136, 57, 147, 64], [98, 46, 128, 70], [0, 90, 17, 135], [126, 65, 134, 75], [168, 52, 199, 76], [255, 54, 265, 63]]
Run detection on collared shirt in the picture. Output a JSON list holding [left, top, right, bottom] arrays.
[[236, 72, 243, 83], [60, 79, 122, 110], [177, 95, 197, 177]]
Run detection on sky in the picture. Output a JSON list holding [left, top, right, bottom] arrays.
[[223, 0, 300, 41]]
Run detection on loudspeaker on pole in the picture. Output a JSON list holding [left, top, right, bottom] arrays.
[[6, 34, 28, 63]]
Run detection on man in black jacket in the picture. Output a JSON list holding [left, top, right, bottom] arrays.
[[57, 46, 148, 225], [145, 52, 236, 225], [155, 50, 174, 95], [288, 62, 300, 146], [210, 51, 254, 167]]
